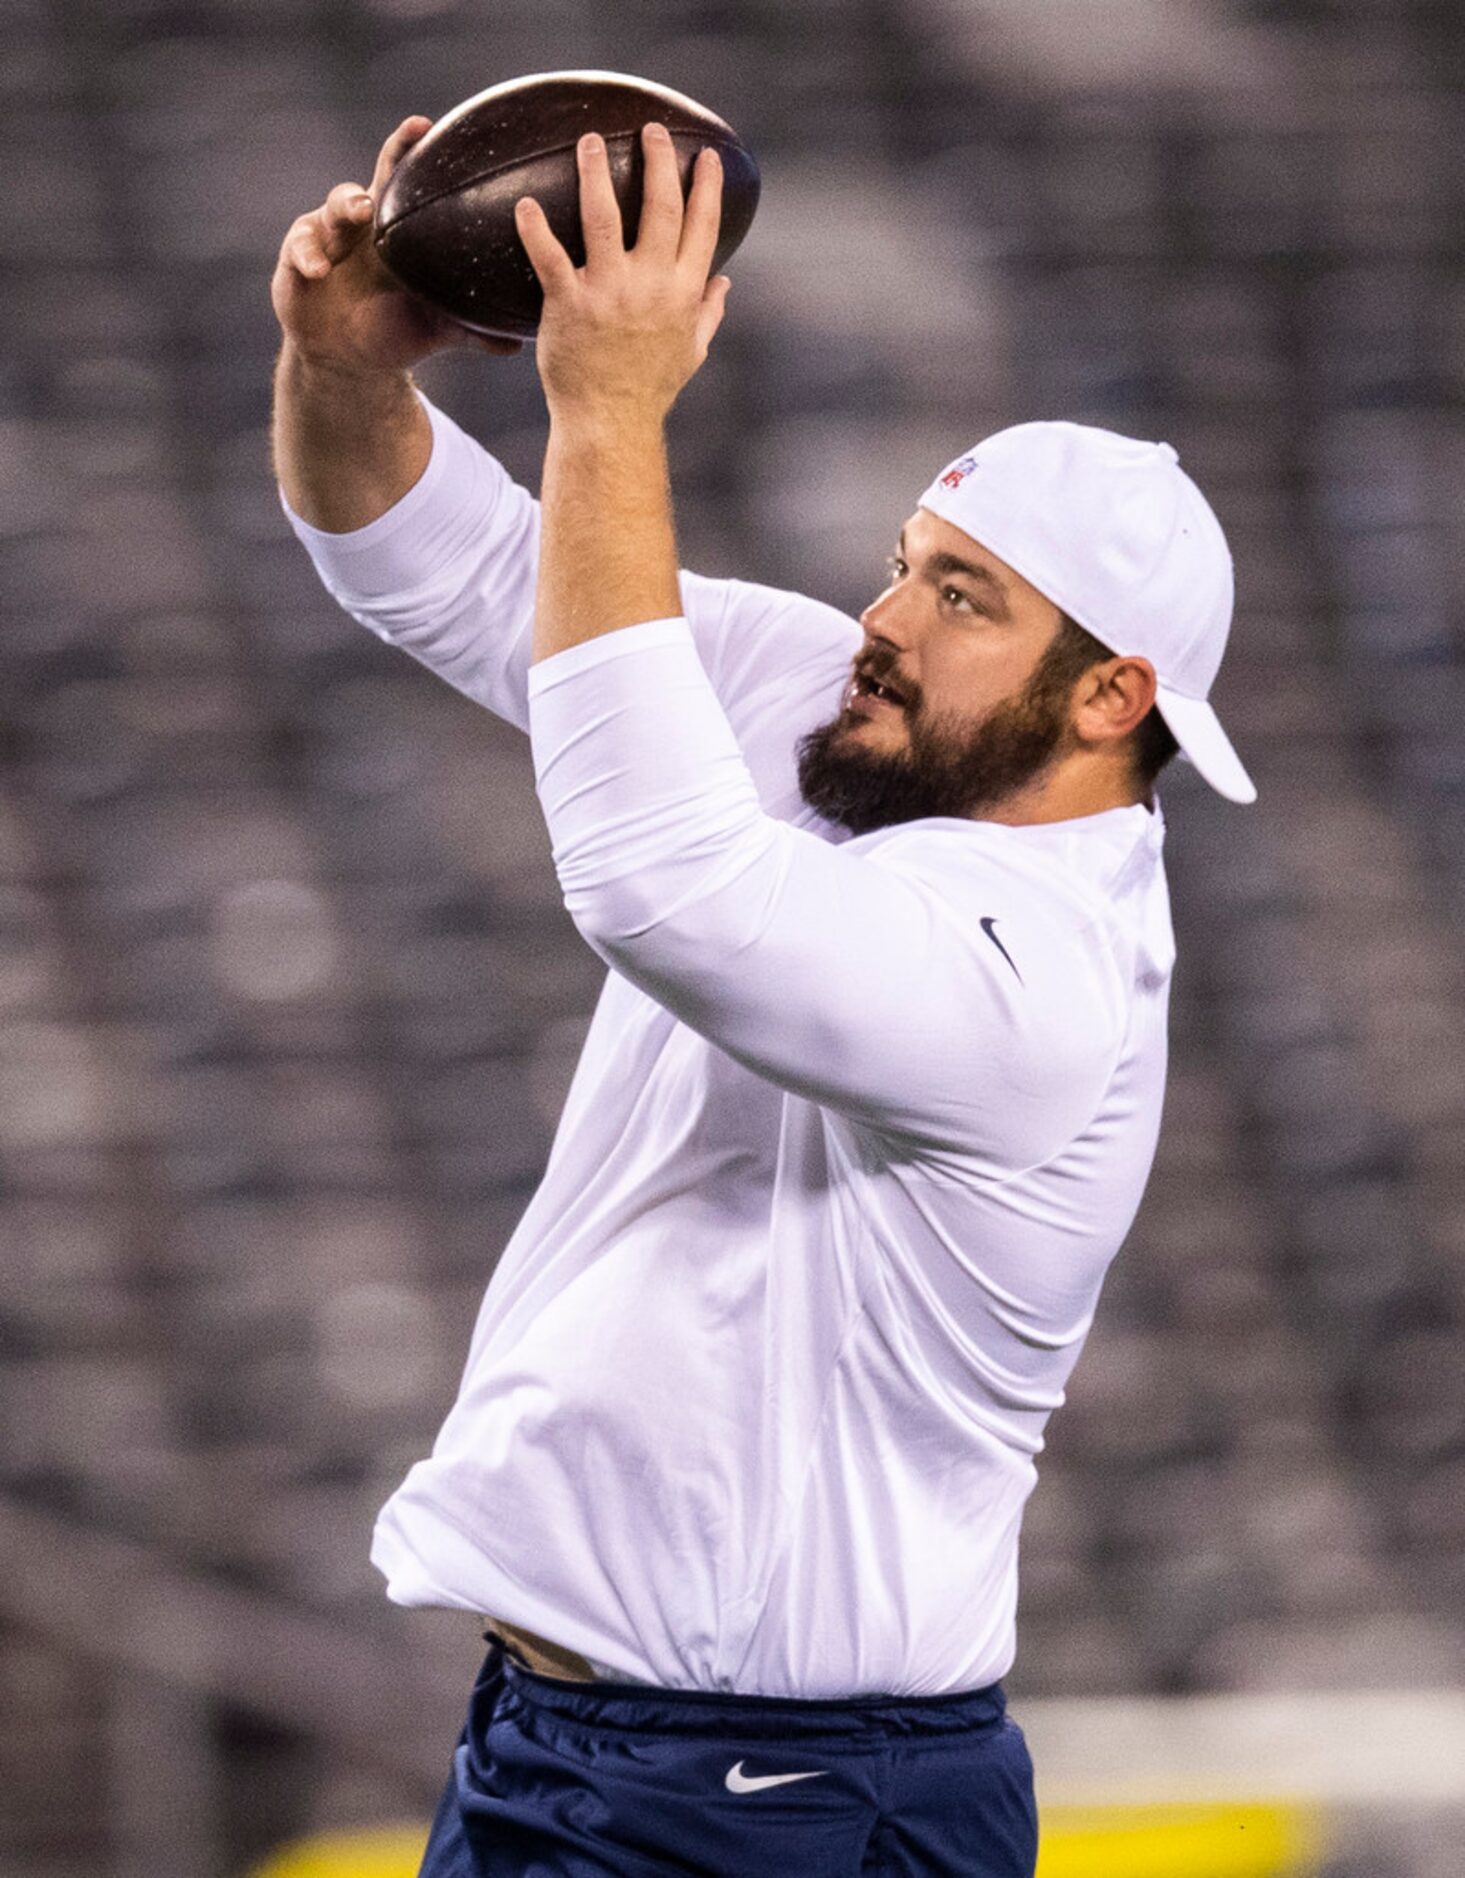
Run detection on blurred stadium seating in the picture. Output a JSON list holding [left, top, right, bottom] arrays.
[[1, 0, 1462, 1873]]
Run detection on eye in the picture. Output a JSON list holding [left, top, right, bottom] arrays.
[[941, 584, 980, 614], [884, 554, 908, 584]]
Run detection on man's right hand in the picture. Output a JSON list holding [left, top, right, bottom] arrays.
[[272, 116, 523, 531], [272, 116, 522, 373]]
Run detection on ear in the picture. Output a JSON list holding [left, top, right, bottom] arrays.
[[1071, 655, 1158, 748]]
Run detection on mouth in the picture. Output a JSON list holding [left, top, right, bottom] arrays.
[[847, 669, 911, 714]]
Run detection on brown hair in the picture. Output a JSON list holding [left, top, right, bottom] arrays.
[[1051, 613, 1180, 790]]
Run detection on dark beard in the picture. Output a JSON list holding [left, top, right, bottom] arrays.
[[796, 640, 1077, 836]]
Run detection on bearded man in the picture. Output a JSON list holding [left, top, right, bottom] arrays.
[[271, 116, 1254, 1878]]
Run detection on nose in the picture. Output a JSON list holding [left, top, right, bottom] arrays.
[[858, 580, 916, 649]]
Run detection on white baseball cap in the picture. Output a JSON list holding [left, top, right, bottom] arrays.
[[920, 422, 1256, 804]]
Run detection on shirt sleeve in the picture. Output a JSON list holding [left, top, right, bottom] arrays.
[[282, 395, 543, 730], [528, 619, 1130, 1172], [282, 395, 860, 747]]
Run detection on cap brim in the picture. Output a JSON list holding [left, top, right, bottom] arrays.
[[1155, 684, 1257, 804]]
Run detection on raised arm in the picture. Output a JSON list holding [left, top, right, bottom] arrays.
[[272, 117, 858, 752], [270, 116, 520, 532], [530, 621, 1127, 1164], [515, 132, 1125, 1160]]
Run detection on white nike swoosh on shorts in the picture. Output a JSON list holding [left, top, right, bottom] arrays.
[[725, 1760, 829, 1793]]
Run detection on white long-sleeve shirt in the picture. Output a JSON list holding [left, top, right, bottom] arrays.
[[284, 396, 1176, 1698]]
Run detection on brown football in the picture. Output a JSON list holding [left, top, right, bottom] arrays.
[[374, 70, 761, 340]]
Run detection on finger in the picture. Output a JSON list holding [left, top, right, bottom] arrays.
[[678, 144, 724, 281], [514, 196, 578, 297], [693, 273, 731, 359], [282, 189, 367, 280], [370, 114, 433, 198], [575, 132, 627, 271], [636, 121, 684, 259], [282, 212, 333, 281], [320, 182, 374, 251]]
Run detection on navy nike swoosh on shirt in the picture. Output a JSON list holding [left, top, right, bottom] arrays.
[[979, 917, 1023, 984]]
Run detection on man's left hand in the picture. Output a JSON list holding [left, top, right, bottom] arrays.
[[515, 123, 729, 432]]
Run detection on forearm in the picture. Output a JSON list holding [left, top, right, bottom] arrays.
[[519, 123, 727, 662], [271, 341, 431, 533], [532, 413, 683, 664]]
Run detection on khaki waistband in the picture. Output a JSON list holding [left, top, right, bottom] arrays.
[[484, 1617, 599, 1683]]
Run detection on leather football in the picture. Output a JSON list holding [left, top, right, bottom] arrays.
[[374, 70, 761, 339]]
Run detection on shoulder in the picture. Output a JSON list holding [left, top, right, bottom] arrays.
[[860, 820, 1137, 1048], [859, 819, 1117, 931]]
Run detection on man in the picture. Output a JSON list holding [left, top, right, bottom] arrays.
[[272, 117, 1255, 1878]]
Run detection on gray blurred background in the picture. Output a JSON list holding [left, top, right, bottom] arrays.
[[2, 0, 1463, 1874]]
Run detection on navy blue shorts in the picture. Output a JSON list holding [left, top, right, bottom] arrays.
[[418, 1638, 1037, 1877]]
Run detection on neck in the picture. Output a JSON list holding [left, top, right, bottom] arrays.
[[981, 750, 1149, 826]]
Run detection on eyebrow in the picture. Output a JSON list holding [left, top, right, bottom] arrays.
[[897, 532, 1012, 620]]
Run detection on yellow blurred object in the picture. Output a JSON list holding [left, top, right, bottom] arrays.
[[1037, 1801, 1323, 1877], [248, 1822, 429, 1878], [250, 1801, 1321, 1878]]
